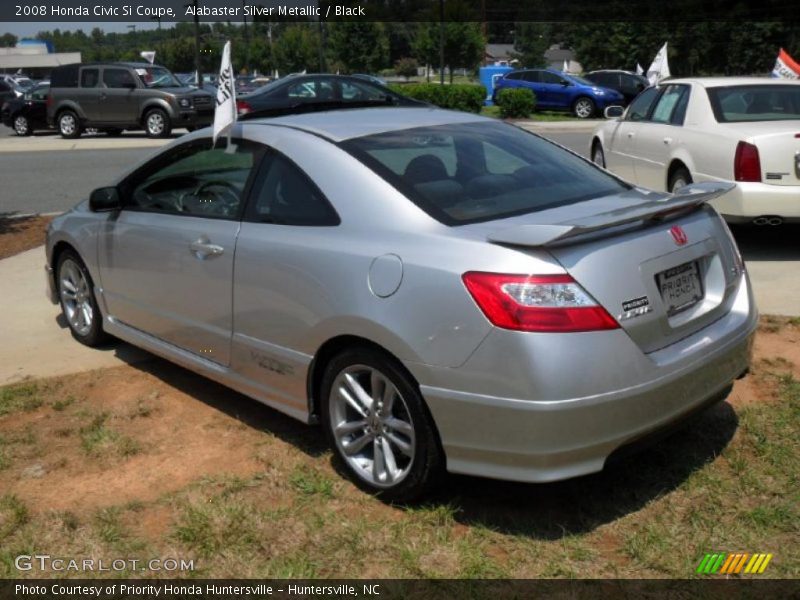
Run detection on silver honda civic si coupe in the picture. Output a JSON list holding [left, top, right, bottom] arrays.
[[45, 107, 757, 501]]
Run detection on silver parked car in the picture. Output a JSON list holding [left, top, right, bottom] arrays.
[[45, 107, 757, 501]]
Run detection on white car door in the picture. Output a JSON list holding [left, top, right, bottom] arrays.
[[632, 84, 692, 190], [604, 87, 661, 183]]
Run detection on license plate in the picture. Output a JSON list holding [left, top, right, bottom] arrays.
[[657, 261, 703, 314]]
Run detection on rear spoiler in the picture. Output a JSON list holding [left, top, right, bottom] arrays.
[[487, 182, 735, 247]]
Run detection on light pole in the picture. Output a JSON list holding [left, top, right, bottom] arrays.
[[241, 0, 250, 74], [439, 0, 445, 85], [184, 0, 202, 84]]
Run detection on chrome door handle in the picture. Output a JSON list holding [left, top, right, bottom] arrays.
[[189, 238, 224, 259], [663, 137, 673, 144]]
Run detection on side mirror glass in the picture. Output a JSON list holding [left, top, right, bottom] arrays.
[[89, 186, 122, 212], [604, 105, 625, 119]]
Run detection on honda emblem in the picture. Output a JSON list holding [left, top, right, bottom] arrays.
[[670, 225, 688, 246]]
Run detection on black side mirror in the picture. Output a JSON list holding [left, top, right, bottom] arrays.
[[89, 186, 122, 212]]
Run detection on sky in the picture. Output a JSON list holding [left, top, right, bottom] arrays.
[[2, 22, 166, 38]]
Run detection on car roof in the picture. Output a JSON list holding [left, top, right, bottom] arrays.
[[665, 77, 800, 88], [246, 106, 489, 143]]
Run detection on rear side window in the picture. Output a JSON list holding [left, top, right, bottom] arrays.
[[708, 85, 800, 122], [539, 72, 562, 84], [342, 121, 629, 226], [504, 72, 522, 81], [246, 154, 339, 226], [521, 71, 541, 83], [51, 65, 79, 88], [80, 69, 100, 88]]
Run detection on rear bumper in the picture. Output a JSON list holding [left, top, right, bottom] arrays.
[[711, 180, 800, 221], [415, 273, 757, 483]]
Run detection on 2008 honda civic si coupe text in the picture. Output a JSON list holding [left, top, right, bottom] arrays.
[[45, 106, 757, 501]]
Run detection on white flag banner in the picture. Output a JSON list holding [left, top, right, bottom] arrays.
[[636, 63, 644, 75], [646, 42, 671, 86], [140, 51, 156, 65], [213, 40, 237, 148], [563, 59, 569, 73]]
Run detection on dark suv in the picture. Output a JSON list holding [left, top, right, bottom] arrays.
[[583, 70, 650, 105], [47, 62, 215, 138]]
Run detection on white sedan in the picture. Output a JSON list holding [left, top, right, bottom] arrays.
[[590, 77, 800, 224]]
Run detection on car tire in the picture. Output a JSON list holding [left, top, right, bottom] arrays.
[[572, 97, 596, 119], [13, 114, 31, 136], [104, 128, 123, 136], [144, 108, 171, 138], [592, 142, 606, 168], [57, 110, 81, 139], [320, 347, 444, 503], [56, 250, 109, 347], [669, 167, 692, 192]]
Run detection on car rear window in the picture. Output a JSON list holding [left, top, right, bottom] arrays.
[[708, 85, 800, 122], [342, 121, 629, 225]]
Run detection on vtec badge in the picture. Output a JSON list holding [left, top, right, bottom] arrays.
[[618, 296, 652, 322], [670, 225, 688, 246]]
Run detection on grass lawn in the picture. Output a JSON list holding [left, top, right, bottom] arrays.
[[0, 318, 798, 578]]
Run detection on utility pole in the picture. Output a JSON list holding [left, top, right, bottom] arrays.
[[241, 0, 249, 74], [439, 0, 445, 85], [185, 0, 202, 84], [151, 16, 162, 63], [317, 20, 326, 72]]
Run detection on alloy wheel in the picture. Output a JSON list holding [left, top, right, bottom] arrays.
[[329, 364, 416, 488], [147, 112, 165, 135], [59, 114, 76, 136], [59, 258, 94, 337], [13, 115, 29, 135], [574, 98, 594, 119]]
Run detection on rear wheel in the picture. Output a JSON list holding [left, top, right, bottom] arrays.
[[56, 250, 108, 347], [592, 142, 606, 168], [57, 110, 81, 139], [13, 114, 31, 136], [144, 108, 171, 138], [669, 166, 692, 192], [573, 97, 596, 119], [320, 348, 444, 503]]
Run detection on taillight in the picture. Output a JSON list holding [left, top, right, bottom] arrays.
[[236, 99, 253, 115], [462, 272, 619, 333], [734, 141, 761, 182]]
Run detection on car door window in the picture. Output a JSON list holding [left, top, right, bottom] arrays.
[[651, 85, 689, 124], [521, 71, 541, 83], [504, 72, 522, 81], [103, 68, 136, 89], [340, 79, 387, 102], [31, 86, 49, 100], [80, 68, 100, 88], [246, 154, 339, 226], [539, 72, 563, 84], [625, 86, 660, 121], [126, 140, 261, 219]]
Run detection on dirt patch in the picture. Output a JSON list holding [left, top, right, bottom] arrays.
[[0, 215, 55, 260]]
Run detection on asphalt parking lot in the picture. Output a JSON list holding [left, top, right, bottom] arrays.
[[1, 122, 798, 315]]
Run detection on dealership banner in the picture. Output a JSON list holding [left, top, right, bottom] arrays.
[[5, 0, 800, 22], [771, 48, 800, 79]]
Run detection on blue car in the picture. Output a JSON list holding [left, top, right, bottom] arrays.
[[493, 68, 625, 118]]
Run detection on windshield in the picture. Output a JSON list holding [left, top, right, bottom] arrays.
[[708, 85, 800, 122], [342, 121, 629, 225], [135, 66, 182, 89]]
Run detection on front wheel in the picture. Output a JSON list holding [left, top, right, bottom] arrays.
[[591, 142, 606, 168], [572, 97, 596, 119], [56, 250, 108, 347], [320, 348, 444, 503], [144, 108, 171, 138], [13, 114, 31, 136]]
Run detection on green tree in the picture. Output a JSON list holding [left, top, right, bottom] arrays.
[[0, 33, 17, 47], [413, 22, 485, 83], [395, 57, 419, 80], [272, 24, 319, 74], [512, 23, 549, 68], [328, 22, 389, 73]]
